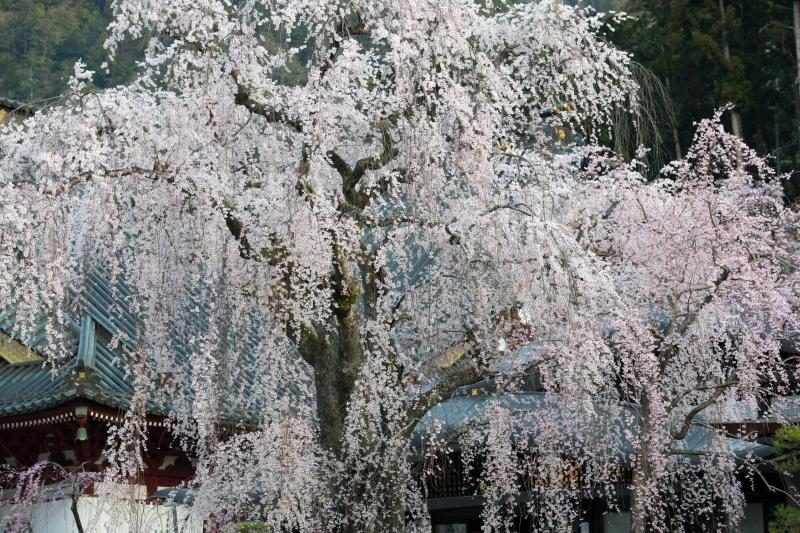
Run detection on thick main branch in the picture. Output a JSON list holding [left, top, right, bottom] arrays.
[[231, 69, 303, 132]]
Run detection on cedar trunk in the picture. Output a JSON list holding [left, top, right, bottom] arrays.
[[793, 0, 800, 145]]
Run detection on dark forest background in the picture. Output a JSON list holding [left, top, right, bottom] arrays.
[[0, 0, 139, 101], [1, 0, 799, 198], [611, 0, 800, 199]]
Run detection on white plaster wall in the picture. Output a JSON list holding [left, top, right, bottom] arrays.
[[1, 495, 202, 532], [603, 511, 630, 533], [740, 503, 765, 533]]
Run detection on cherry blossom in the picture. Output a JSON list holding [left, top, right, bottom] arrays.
[[1, 1, 794, 531]]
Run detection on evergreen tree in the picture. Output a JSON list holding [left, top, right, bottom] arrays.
[[0, 0, 140, 102], [613, 0, 800, 199], [769, 425, 800, 533]]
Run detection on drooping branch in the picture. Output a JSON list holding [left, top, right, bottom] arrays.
[[404, 333, 546, 438], [311, 13, 370, 84], [12, 165, 163, 197], [15, 158, 320, 367], [748, 460, 800, 506], [410, 355, 544, 470], [218, 197, 321, 368], [221, 198, 254, 260], [403, 299, 539, 429], [351, 122, 399, 184], [217, 195, 295, 267], [658, 266, 731, 367], [676, 266, 730, 336]]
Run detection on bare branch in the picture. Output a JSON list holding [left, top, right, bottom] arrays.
[[11, 165, 161, 197], [327, 120, 401, 211], [677, 266, 730, 336], [231, 69, 303, 133], [658, 266, 731, 368], [671, 377, 738, 440], [750, 462, 800, 506]]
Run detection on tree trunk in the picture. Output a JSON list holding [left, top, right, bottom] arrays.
[[630, 394, 653, 533], [313, 332, 350, 459], [793, 0, 800, 146], [308, 307, 409, 532], [672, 126, 683, 160], [664, 77, 683, 159], [718, 0, 744, 143], [70, 494, 85, 533], [730, 110, 744, 141]]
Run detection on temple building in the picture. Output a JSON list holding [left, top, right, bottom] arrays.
[[0, 271, 200, 531], [1, 280, 794, 533], [420, 380, 792, 533]]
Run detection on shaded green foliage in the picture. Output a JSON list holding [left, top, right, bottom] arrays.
[[770, 504, 800, 533], [774, 424, 800, 474], [0, 0, 141, 102], [769, 426, 800, 533]]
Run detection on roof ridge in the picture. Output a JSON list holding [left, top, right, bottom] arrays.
[[75, 315, 97, 369], [0, 97, 34, 114]]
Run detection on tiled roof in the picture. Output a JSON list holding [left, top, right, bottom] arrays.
[[0, 271, 135, 417], [412, 389, 774, 463], [0, 269, 263, 420]]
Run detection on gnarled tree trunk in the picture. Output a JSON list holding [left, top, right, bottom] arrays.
[[299, 260, 410, 532]]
